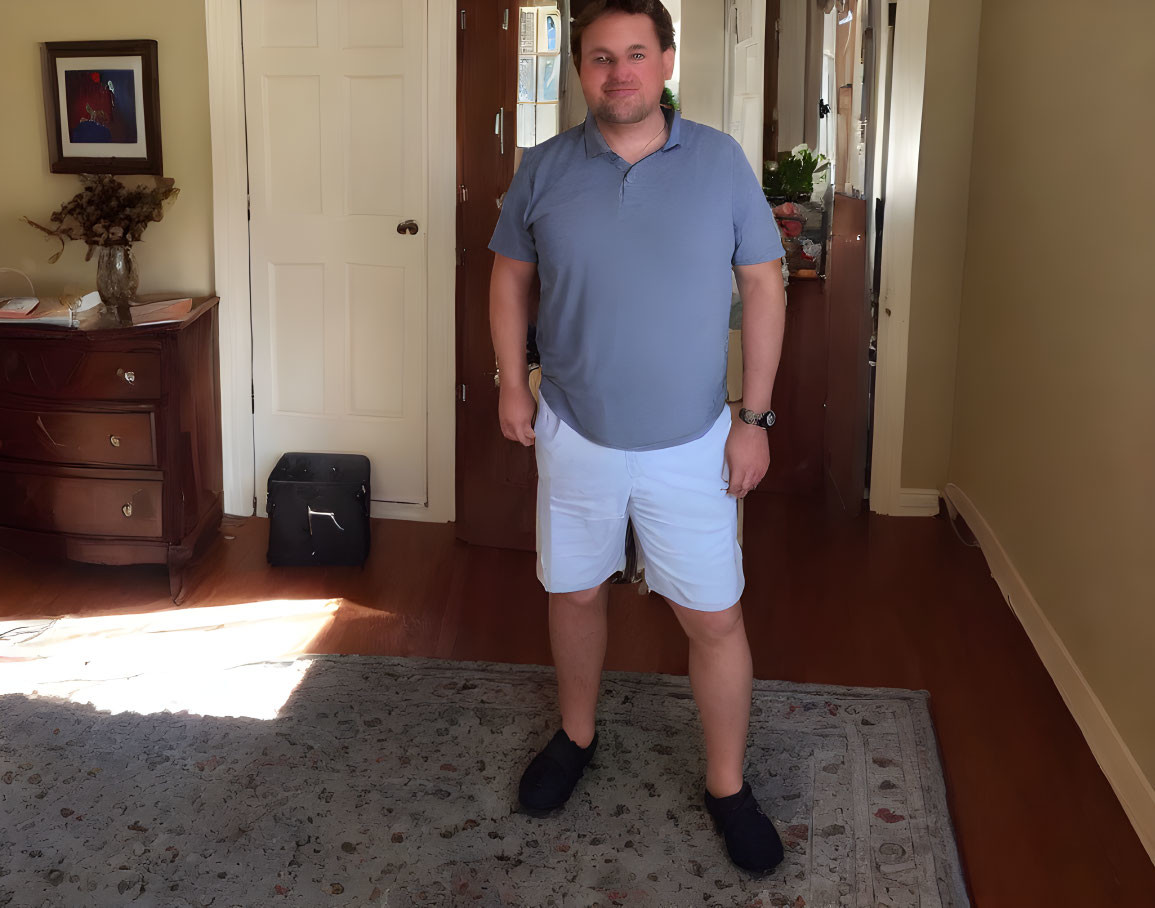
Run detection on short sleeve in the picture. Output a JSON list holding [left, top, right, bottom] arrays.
[[488, 150, 539, 263], [731, 139, 785, 266]]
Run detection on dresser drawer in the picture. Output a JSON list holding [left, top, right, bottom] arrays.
[[0, 342, 161, 400], [0, 471, 163, 538], [0, 408, 155, 467]]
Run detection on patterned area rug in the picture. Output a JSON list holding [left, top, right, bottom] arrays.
[[0, 650, 970, 907]]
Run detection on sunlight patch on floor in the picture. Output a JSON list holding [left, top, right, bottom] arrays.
[[0, 599, 359, 719]]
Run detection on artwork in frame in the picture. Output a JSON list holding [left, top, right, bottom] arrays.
[[538, 55, 560, 103], [518, 56, 537, 103], [41, 40, 163, 175], [537, 8, 561, 54], [518, 8, 537, 55]]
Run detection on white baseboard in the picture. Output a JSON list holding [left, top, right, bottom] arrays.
[[369, 500, 447, 524], [895, 487, 942, 517], [944, 483, 1155, 863]]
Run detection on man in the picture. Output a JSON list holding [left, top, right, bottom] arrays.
[[488, 0, 787, 874]]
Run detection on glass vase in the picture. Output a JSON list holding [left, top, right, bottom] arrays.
[[96, 244, 139, 308]]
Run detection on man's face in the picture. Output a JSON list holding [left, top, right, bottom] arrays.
[[577, 11, 676, 126]]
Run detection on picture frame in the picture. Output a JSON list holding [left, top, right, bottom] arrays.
[[518, 8, 537, 55], [41, 39, 163, 175], [537, 8, 561, 54], [537, 56, 560, 103], [518, 56, 537, 103]]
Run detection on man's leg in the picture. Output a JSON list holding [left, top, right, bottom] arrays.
[[550, 582, 610, 749], [518, 582, 608, 812], [667, 598, 752, 798], [522, 394, 627, 813], [669, 595, 782, 872]]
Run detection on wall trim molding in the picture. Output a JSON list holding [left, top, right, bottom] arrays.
[[204, 0, 255, 516], [896, 487, 941, 517], [943, 483, 1155, 863], [204, 0, 456, 523], [868, 0, 930, 517]]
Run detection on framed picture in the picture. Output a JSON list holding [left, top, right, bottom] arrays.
[[538, 8, 561, 54], [538, 56, 560, 103], [516, 103, 536, 148], [518, 9, 537, 55], [518, 56, 537, 103], [41, 40, 163, 175], [535, 104, 559, 143]]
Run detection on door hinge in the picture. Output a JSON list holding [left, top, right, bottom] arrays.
[[460, 9, 466, 29], [251, 382, 255, 413], [457, 384, 467, 402], [502, 8, 509, 29], [459, 184, 468, 203], [252, 494, 258, 513], [246, 194, 251, 221]]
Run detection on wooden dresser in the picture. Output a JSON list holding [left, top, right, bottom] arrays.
[[0, 297, 222, 600]]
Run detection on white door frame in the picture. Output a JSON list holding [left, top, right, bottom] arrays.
[[204, 0, 457, 522], [867, 0, 933, 516]]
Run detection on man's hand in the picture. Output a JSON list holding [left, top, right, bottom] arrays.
[[724, 421, 770, 498], [499, 383, 537, 446]]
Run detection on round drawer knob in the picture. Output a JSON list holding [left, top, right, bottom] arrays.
[[117, 368, 136, 384], [110, 435, 121, 448], [122, 503, 133, 518]]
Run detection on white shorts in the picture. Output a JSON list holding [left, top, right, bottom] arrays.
[[534, 394, 744, 612]]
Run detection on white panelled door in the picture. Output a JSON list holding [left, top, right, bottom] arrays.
[[243, 0, 428, 511]]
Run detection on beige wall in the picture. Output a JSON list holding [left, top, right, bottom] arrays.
[[0, 0, 213, 299], [900, 0, 982, 490], [950, 0, 1155, 783], [679, 0, 725, 132]]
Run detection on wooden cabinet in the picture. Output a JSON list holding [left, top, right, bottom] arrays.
[[0, 297, 222, 600]]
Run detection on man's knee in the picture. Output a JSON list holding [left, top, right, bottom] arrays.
[[669, 599, 744, 644], [551, 583, 608, 609]]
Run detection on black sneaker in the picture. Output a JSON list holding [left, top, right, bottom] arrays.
[[704, 781, 785, 873], [518, 729, 598, 816]]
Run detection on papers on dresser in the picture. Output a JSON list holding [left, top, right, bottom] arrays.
[[0, 297, 42, 318], [129, 297, 194, 325]]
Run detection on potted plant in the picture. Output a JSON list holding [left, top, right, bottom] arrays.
[[763, 143, 828, 204], [23, 173, 179, 308]]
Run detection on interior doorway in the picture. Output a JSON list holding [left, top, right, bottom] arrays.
[[204, 0, 456, 523]]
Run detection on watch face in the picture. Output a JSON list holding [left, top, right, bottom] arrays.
[[741, 408, 775, 427]]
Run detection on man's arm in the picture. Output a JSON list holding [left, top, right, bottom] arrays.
[[725, 260, 787, 497], [490, 252, 540, 446]]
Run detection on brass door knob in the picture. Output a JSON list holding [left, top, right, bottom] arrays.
[[117, 368, 136, 384], [110, 435, 121, 447], [396, 220, 419, 235], [122, 503, 133, 517]]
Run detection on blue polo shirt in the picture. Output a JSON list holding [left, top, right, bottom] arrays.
[[489, 108, 783, 451]]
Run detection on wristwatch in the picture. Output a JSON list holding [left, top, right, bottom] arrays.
[[738, 407, 776, 429]]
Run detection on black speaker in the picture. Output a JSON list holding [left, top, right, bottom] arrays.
[[266, 453, 371, 566]]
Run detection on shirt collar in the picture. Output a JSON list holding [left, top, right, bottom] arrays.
[[583, 106, 683, 159]]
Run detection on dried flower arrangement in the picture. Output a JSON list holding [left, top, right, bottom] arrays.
[[22, 173, 179, 263]]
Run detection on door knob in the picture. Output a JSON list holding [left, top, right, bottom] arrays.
[[396, 220, 419, 235]]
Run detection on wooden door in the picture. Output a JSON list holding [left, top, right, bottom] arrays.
[[454, 0, 537, 550], [823, 193, 870, 515], [243, 0, 429, 513]]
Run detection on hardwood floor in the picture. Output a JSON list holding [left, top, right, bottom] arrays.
[[2, 494, 1153, 906]]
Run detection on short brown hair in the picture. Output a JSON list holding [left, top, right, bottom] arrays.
[[570, 0, 676, 71]]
